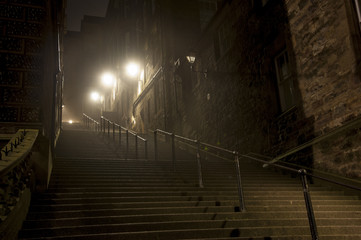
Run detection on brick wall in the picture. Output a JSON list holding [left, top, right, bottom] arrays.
[[0, 0, 47, 124], [286, 0, 361, 132], [285, 0, 361, 177]]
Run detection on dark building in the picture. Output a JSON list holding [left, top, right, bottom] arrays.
[[0, 0, 65, 181], [100, 0, 361, 179], [0, 0, 66, 237]]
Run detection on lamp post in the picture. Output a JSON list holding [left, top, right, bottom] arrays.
[[101, 72, 116, 113], [90, 91, 103, 119]]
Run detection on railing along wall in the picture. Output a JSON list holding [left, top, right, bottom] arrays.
[[82, 113, 100, 132], [153, 129, 246, 212], [152, 127, 361, 240], [98, 116, 148, 160], [0, 129, 38, 225]]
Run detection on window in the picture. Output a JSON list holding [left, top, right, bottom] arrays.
[[354, 0, 361, 31], [275, 50, 295, 112], [215, 17, 235, 59]]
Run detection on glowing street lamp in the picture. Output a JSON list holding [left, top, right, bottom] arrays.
[[101, 72, 115, 87], [90, 91, 100, 102], [126, 62, 140, 78], [186, 55, 196, 64]]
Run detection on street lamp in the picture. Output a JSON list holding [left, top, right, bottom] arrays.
[[186, 55, 196, 64], [101, 72, 115, 87], [90, 91, 103, 117], [90, 91, 100, 102], [126, 62, 140, 78]]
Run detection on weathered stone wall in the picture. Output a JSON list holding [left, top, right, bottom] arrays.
[[285, 0, 361, 178], [286, 0, 361, 132], [0, 0, 48, 124], [177, 1, 292, 155]]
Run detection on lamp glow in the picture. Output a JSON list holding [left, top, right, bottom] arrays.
[[90, 91, 100, 102], [186, 55, 196, 64], [101, 72, 115, 87], [126, 62, 140, 78]]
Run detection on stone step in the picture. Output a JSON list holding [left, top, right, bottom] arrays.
[[43, 185, 328, 192], [32, 190, 347, 200], [21, 217, 361, 230], [30, 194, 359, 205], [18, 226, 361, 240], [28, 199, 361, 212], [25, 207, 361, 220], [28, 202, 361, 213]]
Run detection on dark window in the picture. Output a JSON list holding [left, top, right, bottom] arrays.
[[275, 50, 295, 112]]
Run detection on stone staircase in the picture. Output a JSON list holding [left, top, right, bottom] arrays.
[[18, 129, 361, 239]]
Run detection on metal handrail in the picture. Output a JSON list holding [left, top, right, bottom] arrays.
[[153, 128, 320, 240], [153, 129, 245, 212], [82, 113, 100, 132], [100, 116, 147, 159], [247, 152, 361, 192], [266, 115, 361, 165]]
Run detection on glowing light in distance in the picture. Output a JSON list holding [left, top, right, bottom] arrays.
[[90, 91, 100, 102], [126, 62, 140, 78], [101, 72, 115, 87], [69, 120, 73, 124]]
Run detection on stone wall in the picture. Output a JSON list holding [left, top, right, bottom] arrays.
[[0, 0, 48, 124], [176, 0, 292, 155], [286, 0, 361, 132], [285, 0, 361, 178]]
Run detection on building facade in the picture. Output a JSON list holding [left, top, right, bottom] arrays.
[[0, 0, 66, 186], [99, 0, 361, 179]]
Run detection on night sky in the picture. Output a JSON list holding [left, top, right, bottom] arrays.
[[66, 0, 109, 31]]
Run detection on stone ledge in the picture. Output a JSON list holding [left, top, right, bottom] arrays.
[[0, 188, 31, 240]]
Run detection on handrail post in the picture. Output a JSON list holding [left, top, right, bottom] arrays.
[[107, 120, 110, 138], [171, 133, 175, 172], [100, 117, 102, 133], [299, 169, 319, 240], [126, 130, 129, 159], [113, 122, 115, 141], [234, 152, 246, 212], [154, 131, 158, 161], [196, 140, 204, 188], [135, 134, 138, 159], [118, 125, 121, 147], [102, 118, 105, 135], [144, 140, 148, 159]]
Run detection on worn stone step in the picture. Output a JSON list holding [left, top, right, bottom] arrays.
[[43, 185, 328, 193], [30, 194, 359, 206], [36, 189, 347, 198], [28, 199, 361, 212], [21, 217, 361, 230], [18, 226, 361, 240], [26, 206, 239, 219]]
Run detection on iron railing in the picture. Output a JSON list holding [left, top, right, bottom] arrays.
[[153, 129, 246, 212], [81, 114, 361, 240], [99, 116, 148, 159], [82, 113, 100, 132], [152, 128, 334, 240]]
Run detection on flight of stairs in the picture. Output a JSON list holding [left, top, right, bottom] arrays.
[[18, 128, 361, 239]]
